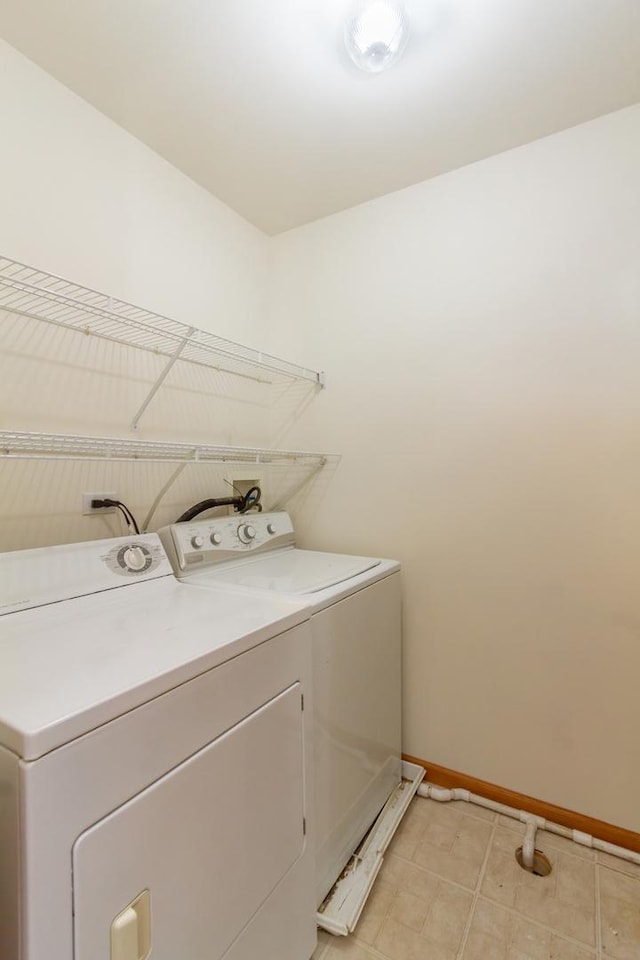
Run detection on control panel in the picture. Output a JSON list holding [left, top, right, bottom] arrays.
[[103, 540, 166, 577], [0, 534, 172, 616], [158, 512, 295, 576]]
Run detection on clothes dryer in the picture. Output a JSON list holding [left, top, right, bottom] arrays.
[[159, 512, 414, 923], [0, 533, 316, 960]]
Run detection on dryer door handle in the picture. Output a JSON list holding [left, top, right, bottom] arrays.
[[111, 891, 151, 960]]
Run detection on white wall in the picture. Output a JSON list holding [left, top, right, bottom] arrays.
[[0, 38, 269, 341], [0, 40, 289, 549], [267, 104, 640, 832]]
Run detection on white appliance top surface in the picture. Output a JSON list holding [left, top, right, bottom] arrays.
[[186, 547, 399, 607], [0, 533, 172, 615], [198, 548, 379, 593], [0, 561, 309, 761]]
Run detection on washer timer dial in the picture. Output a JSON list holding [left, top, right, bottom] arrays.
[[237, 523, 256, 544]]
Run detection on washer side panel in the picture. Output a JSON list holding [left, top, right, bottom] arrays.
[[0, 743, 20, 960]]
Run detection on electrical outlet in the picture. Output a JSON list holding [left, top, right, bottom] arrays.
[[82, 492, 117, 516]]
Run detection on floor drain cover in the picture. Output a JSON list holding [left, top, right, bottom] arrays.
[[515, 847, 552, 877]]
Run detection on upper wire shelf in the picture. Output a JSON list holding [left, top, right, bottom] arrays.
[[0, 431, 331, 466], [0, 256, 324, 387]]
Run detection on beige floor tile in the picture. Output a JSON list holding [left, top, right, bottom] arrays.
[[353, 878, 396, 945], [403, 797, 434, 830], [420, 881, 473, 953], [555, 853, 595, 912], [598, 865, 640, 960], [547, 936, 595, 959], [375, 916, 456, 960], [492, 825, 529, 854], [482, 844, 526, 908], [352, 839, 475, 959], [509, 915, 554, 959], [598, 850, 640, 881], [472, 898, 514, 944], [514, 882, 595, 946], [388, 889, 429, 932], [425, 817, 462, 852], [411, 841, 486, 889], [389, 832, 420, 861], [325, 936, 379, 959], [599, 865, 640, 904], [479, 823, 596, 946], [448, 799, 497, 823], [379, 852, 442, 901], [464, 897, 596, 960], [463, 927, 508, 960], [386, 799, 432, 860], [410, 809, 493, 890], [325, 794, 623, 960]]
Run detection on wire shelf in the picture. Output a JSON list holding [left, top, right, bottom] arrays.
[[0, 256, 323, 386], [0, 431, 331, 466]]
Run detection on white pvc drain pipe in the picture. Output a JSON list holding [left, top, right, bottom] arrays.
[[417, 783, 640, 868]]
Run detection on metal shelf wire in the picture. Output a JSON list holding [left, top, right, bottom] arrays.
[[0, 256, 324, 387], [0, 431, 331, 466]]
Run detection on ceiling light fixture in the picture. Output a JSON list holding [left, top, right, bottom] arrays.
[[344, 0, 410, 74]]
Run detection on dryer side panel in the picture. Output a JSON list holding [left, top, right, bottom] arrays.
[[72, 684, 306, 960]]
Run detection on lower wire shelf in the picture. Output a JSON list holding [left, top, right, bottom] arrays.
[[0, 430, 332, 466]]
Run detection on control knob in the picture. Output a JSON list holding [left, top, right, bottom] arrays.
[[267, 523, 276, 535], [210, 532, 222, 546], [237, 523, 257, 544], [122, 546, 148, 572], [191, 535, 204, 549]]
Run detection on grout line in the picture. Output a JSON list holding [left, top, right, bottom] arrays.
[[456, 819, 498, 959], [327, 933, 396, 960], [467, 894, 598, 956], [384, 849, 483, 898], [595, 861, 603, 959]]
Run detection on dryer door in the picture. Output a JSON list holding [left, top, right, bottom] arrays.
[[72, 683, 305, 960]]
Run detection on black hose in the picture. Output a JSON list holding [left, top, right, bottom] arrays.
[[175, 496, 243, 523], [175, 486, 262, 523]]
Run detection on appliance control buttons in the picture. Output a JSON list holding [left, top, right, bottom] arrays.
[[191, 535, 204, 549], [210, 532, 222, 545], [237, 523, 257, 543], [122, 545, 149, 572], [267, 523, 276, 534]]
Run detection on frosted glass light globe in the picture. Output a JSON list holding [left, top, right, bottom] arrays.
[[344, 0, 410, 73]]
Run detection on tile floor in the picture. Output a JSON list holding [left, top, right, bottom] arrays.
[[312, 796, 640, 960]]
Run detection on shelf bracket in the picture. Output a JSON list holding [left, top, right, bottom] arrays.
[[130, 327, 196, 430], [141, 460, 191, 532], [270, 458, 327, 511]]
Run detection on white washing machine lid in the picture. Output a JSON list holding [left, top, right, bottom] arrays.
[[0, 575, 309, 761], [186, 548, 399, 611], [192, 548, 379, 593]]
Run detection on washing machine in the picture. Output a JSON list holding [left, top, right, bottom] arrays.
[[159, 511, 413, 926], [0, 533, 316, 960]]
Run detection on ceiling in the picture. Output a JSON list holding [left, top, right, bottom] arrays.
[[0, 0, 639, 235]]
